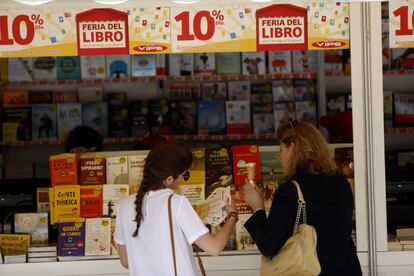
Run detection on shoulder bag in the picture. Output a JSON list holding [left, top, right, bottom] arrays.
[[168, 194, 206, 276], [260, 180, 321, 276]]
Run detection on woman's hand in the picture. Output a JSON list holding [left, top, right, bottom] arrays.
[[243, 179, 265, 212]]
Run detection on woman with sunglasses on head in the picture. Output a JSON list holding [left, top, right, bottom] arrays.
[[243, 121, 362, 276], [115, 142, 238, 276]]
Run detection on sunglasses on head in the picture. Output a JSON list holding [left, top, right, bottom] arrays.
[[183, 170, 190, 181]]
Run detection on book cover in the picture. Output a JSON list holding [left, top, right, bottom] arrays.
[[109, 105, 129, 137], [251, 82, 273, 104], [82, 102, 108, 137], [242, 52, 266, 75], [272, 79, 294, 102], [167, 82, 200, 101], [85, 218, 111, 256], [49, 188, 55, 225], [205, 147, 233, 198], [226, 100, 251, 134], [384, 91, 393, 119], [57, 56, 81, 80], [107, 92, 127, 106], [106, 55, 131, 79], [168, 53, 194, 76], [182, 148, 206, 186], [253, 113, 275, 134], [149, 98, 171, 135], [170, 101, 198, 135], [14, 213, 48, 244], [80, 185, 103, 218], [179, 184, 205, 206], [260, 149, 283, 212], [128, 155, 147, 194], [197, 100, 226, 135], [80, 56, 106, 79], [57, 103, 82, 141], [49, 153, 78, 186], [0, 234, 31, 255], [52, 185, 81, 223], [325, 50, 344, 74], [33, 57, 57, 80], [391, 48, 414, 70], [236, 214, 256, 250], [32, 104, 58, 141], [295, 101, 317, 125], [292, 51, 317, 73], [274, 102, 296, 131], [326, 94, 346, 117], [293, 79, 316, 101], [106, 156, 129, 184], [37, 187, 50, 213], [53, 91, 78, 103], [232, 145, 261, 185], [268, 51, 292, 74], [57, 220, 85, 256], [3, 90, 29, 108], [202, 82, 227, 100], [394, 94, 414, 125], [79, 155, 106, 185], [156, 54, 166, 75], [102, 185, 129, 218], [2, 107, 31, 141], [194, 53, 216, 75], [227, 81, 251, 101], [29, 91, 53, 104], [131, 54, 156, 76], [8, 58, 34, 81], [129, 100, 150, 137], [78, 86, 104, 103], [216, 53, 241, 75]]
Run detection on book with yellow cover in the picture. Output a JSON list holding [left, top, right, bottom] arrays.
[[49, 187, 55, 224], [182, 148, 205, 186], [52, 185, 81, 223], [0, 234, 31, 255]]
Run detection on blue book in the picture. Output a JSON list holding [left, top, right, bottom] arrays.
[[58, 221, 85, 256], [83, 102, 108, 137], [198, 100, 226, 135], [32, 104, 57, 141], [57, 56, 81, 80]]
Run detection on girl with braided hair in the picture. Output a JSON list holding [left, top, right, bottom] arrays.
[[115, 142, 238, 276]]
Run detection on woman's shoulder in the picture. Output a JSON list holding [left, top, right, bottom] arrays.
[[276, 181, 298, 200]]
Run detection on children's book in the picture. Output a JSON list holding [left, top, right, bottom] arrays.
[[268, 51, 292, 74], [242, 52, 266, 75]]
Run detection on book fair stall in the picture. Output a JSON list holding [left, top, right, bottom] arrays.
[[0, 0, 413, 275]]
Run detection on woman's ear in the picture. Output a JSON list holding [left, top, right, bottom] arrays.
[[163, 176, 174, 187]]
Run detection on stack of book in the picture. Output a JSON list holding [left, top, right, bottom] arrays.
[[397, 228, 414, 251], [28, 244, 57, 263], [3, 254, 26, 264]]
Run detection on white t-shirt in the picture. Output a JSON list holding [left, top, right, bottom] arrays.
[[115, 189, 209, 276]]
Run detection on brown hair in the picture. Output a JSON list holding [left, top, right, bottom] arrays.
[[277, 121, 337, 180], [132, 142, 193, 237]]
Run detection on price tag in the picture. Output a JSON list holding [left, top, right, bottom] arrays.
[[389, 0, 414, 48], [0, 8, 78, 57], [170, 6, 257, 53]]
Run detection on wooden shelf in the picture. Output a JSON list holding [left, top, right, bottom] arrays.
[[385, 127, 414, 134], [0, 133, 278, 146], [1, 73, 317, 86]]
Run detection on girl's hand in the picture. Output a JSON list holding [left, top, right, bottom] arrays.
[[243, 179, 265, 212]]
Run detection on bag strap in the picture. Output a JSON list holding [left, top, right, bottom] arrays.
[[168, 194, 207, 276], [168, 194, 177, 276], [291, 180, 308, 234]]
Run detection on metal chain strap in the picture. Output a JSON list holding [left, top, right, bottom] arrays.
[[293, 200, 303, 234], [302, 202, 307, 225]]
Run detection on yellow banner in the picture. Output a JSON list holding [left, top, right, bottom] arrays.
[[0, 234, 31, 255]]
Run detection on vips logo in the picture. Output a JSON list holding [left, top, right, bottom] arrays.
[[133, 45, 168, 53], [312, 40, 346, 48]]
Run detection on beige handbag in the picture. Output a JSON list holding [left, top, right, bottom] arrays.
[[260, 181, 321, 276]]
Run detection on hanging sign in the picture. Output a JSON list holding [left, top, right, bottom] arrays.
[[0, 8, 78, 57], [389, 0, 414, 48], [170, 6, 257, 53], [76, 8, 129, 55], [129, 7, 171, 54], [256, 4, 308, 51], [307, 1, 349, 50]]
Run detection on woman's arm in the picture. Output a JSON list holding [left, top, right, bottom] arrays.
[[117, 243, 128, 269], [194, 215, 237, 256]]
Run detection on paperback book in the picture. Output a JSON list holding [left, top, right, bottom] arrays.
[[198, 100, 226, 135], [106, 55, 130, 79], [32, 104, 57, 141], [131, 54, 156, 76], [85, 218, 111, 256], [57, 220, 85, 256], [82, 102, 108, 137], [57, 56, 81, 80], [57, 103, 82, 141], [33, 57, 57, 80]]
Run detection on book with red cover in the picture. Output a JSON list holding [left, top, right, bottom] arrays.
[[80, 185, 103, 218], [3, 90, 29, 108], [79, 155, 106, 185], [231, 145, 261, 185], [49, 154, 78, 187]]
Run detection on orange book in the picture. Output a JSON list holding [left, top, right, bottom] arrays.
[[49, 154, 78, 187], [3, 90, 29, 108], [80, 185, 103, 218]]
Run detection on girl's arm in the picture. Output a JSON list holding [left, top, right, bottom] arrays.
[[117, 243, 128, 269]]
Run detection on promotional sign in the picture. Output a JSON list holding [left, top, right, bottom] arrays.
[[129, 6, 171, 54], [170, 6, 257, 53], [76, 9, 129, 55], [389, 0, 414, 48], [256, 4, 308, 51], [307, 1, 349, 49], [0, 8, 78, 57]]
